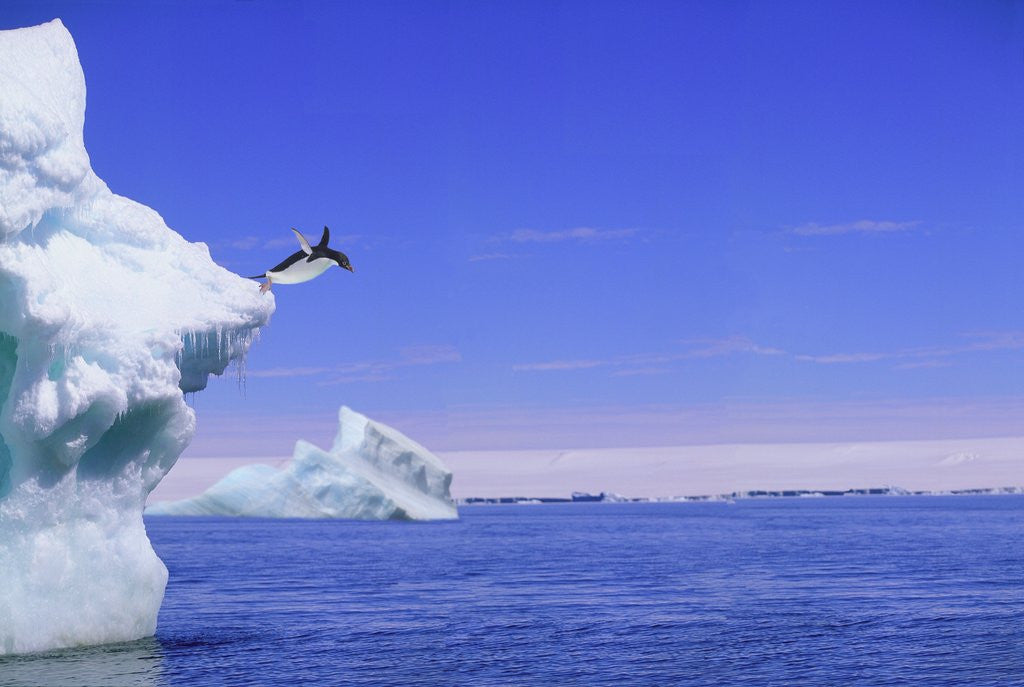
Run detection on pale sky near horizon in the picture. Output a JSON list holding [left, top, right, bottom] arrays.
[[4, 1, 1023, 455]]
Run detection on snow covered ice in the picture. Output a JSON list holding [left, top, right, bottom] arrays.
[[147, 406, 458, 520], [0, 20, 273, 654]]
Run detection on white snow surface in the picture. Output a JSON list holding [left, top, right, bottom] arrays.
[[147, 407, 457, 520], [0, 21, 273, 655]]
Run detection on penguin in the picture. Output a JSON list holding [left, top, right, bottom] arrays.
[[248, 226, 354, 293]]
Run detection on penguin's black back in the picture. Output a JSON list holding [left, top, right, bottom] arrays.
[[267, 250, 307, 274], [246, 251, 305, 279]]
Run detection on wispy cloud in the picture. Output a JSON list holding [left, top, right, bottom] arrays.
[[795, 352, 891, 364], [499, 227, 639, 243], [515, 332, 1024, 375], [796, 332, 1024, 365], [895, 359, 951, 370], [262, 237, 299, 249], [514, 336, 780, 373], [681, 337, 785, 358], [185, 396, 1024, 457], [468, 252, 517, 262], [245, 365, 334, 378], [514, 359, 609, 372], [228, 236, 264, 250], [961, 331, 1024, 351], [326, 372, 398, 384], [790, 220, 920, 236], [611, 367, 671, 377], [248, 344, 461, 384], [222, 233, 363, 251], [223, 234, 295, 251], [397, 344, 463, 365]]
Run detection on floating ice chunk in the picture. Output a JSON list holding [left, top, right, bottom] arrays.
[[0, 21, 273, 655], [147, 407, 458, 520]]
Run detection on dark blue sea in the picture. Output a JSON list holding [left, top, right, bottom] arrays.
[[3, 497, 1024, 686]]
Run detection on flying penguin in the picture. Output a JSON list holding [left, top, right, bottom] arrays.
[[248, 226, 354, 293]]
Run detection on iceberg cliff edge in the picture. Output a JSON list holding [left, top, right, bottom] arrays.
[[0, 20, 273, 654]]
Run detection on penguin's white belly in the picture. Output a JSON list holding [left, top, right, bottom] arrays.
[[269, 258, 333, 284]]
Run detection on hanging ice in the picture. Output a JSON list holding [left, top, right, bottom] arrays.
[[0, 20, 273, 654], [147, 407, 458, 520]]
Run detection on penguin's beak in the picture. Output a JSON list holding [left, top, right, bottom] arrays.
[[344, 264, 354, 272]]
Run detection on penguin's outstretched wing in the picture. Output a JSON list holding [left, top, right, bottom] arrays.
[[292, 228, 313, 255], [317, 226, 330, 248]]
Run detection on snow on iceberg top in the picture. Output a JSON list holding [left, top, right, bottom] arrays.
[[0, 20, 273, 394], [0, 19, 90, 237]]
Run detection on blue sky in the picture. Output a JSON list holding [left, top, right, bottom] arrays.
[[4, 1, 1023, 454]]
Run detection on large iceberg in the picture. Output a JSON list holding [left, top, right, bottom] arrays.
[[0, 21, 273, 654], [147, 407, 458, 520]]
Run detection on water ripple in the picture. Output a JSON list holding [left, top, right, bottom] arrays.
[[3, 497, 1023, 685]]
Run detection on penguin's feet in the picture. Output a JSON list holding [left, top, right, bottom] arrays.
[[260, 281, 272, 294]]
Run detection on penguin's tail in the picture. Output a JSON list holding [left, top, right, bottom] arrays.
[[245, 273, 266, 280]]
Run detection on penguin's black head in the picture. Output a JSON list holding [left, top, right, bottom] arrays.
[[333, 250, 354, 272]]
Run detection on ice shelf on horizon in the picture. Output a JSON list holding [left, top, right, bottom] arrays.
[[147, 406, 458, 520], [0, 20, 273, 655], [457, 485, 1024, 505]]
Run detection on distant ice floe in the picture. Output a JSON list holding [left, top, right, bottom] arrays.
[[0, 21, 273, 654], [147, 407, 458, 521], [938, 451, 979, 467]]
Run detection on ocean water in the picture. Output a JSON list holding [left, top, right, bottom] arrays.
[[2, 497, 1023, 686]]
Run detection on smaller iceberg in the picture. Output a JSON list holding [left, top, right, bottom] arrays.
[[147, 407, 457, 520]]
